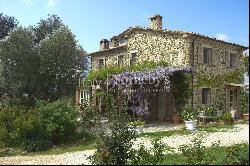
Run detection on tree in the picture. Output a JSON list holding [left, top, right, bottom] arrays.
[[0, 27, 38, 105], [37, 26, 86, 101], [33, 14, 63, 43], [0, 13, 18, 97], [0, 13, 18, 39]]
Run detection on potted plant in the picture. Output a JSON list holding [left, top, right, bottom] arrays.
[[129, 120, 145, 134], [181, 108, 198, 131], [220, 111, 234, 125]]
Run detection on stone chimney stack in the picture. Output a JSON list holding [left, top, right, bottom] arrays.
[[110, 36, 119, 48], [99, 39, 109, 50], [149, 14, 163, 30]]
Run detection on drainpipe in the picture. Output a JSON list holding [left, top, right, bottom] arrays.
[[191, 35, 199, 110]]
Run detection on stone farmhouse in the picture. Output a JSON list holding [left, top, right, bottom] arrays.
[[76, 14, 248, 122]]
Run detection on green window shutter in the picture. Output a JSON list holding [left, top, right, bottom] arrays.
[[198, 43, 203, 64], [211, 48, 217, 66], [198, 88, 203, 105], [225, 88, 229, 111], [211, 88, 217, 105]]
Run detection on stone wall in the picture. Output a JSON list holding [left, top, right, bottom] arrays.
[[127, 29, 190, 66]]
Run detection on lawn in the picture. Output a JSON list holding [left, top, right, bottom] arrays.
[[1, 121, 248, 157]]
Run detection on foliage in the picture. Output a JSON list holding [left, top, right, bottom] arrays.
[[178, 136, 207, 165], [0, 14, 88, 104], [129, 120, 145, 126], [0, 27, 38, 106], [196, 105, 217, 116], [196, 69, 243, 88], [0, 101, 80, 152], [240, 91, 249, 113], [224, 143, 249, 165], [220, 111, 233, 121], [36, 100, 79, 144], [86, 60, 169, 82], [89, 108, 137, 165], [129, 138, 172, 165], [242, 54, 249, 75], [0, 12, 18, 39], [170, 72, 192, 113], [37, 26, 86, 101], [181, 107, 198, 121], [33, 14, 64, 43]]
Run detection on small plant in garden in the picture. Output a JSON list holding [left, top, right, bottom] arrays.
[[89, 106, 137, 165], [196, 105, 217, 116], [129, 138, 173, 165], [240, 91, 249, 114], [181, 107, 198, 121], [220, 111, 233, 124], [129, 120, 145, 126], [224, 143, 249, 165], [178, 135, 208, 165]]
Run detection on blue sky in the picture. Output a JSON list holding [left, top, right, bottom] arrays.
[[0, 0, 249, 53]]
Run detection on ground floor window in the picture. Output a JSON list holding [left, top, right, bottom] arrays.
[[80, 90, 90, 104], [202, 88, 211, 104]]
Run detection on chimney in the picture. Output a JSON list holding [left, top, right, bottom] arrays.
[[99, 39, 109, 50], [110, 36, 119, 48], [149, 14, 163, 30]]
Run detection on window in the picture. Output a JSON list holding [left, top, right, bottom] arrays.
[[80, 90, 90, 104], [229, 89, 238, 109], [118, 55, 124, 67], [202, 88, 211, 104], [203, 47, 212, 65], [230, 53, 236, 68], [130, 52, 137, 66], [98, 59, 104, 69]]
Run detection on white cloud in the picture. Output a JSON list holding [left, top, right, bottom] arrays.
[[215, 33, 230, 41], [48, 0, 57, 7], [22, 0, 34, 6]]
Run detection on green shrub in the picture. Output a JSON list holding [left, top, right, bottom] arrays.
[[220, 111, 233, 121], [130, 138, 172, 165], [178, 136, 207, 165], [36, 100, 79, 144], [89, 108, 137, 165], [181, 107, 198, 121], [241, 91, 249, 113], [196, 105, 217, 116]]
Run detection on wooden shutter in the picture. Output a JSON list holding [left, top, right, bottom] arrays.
[[104, 57, 107, 68], [197, 88, 203, 105], [197, 43, 203, 64], [235, 54, 240, 68], [225, 88, 229, 111], [225, 51, 230, 68], [211, 88, 217, 105], [211, 48, 217, 66]]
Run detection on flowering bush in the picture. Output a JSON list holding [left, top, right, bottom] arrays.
[[196, 105, 217, 116], [181, 108, 198, 121]]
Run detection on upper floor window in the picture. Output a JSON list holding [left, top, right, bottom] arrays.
[[130, 52, 137, 66], [98, 58, 105, 69], [203, 47, 212, 65], [118, 55, 124, 67], [230, 53, 237, 68], [202, 88, 211, 104]]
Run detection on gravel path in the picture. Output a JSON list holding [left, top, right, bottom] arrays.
[[0, 124, 249, 165]]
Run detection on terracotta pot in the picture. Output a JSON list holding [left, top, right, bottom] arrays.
[[242, 114, 249, 121], [171, 114, 183, 123]]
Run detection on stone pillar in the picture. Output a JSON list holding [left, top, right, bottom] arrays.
[[99, 39, 109, 50], [110, 36, 119, 48], [149, 14, 163, 30]]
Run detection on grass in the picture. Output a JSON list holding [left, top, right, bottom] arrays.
[[29, 137, 98, 156]]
